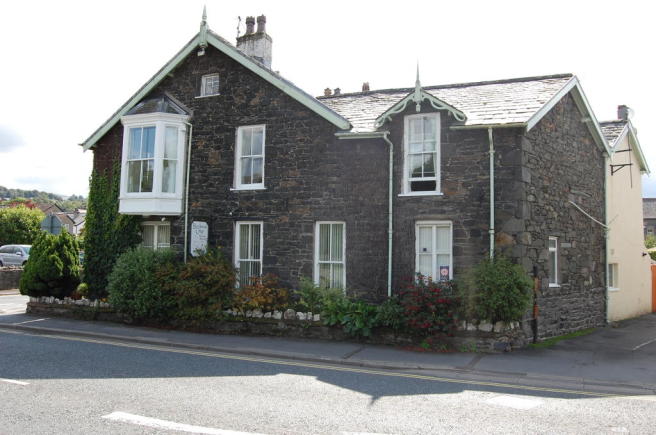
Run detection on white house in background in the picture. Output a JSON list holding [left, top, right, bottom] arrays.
[[601, 105, 652, 321]]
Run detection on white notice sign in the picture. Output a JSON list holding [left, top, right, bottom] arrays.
[[190, 221, 208, 257]]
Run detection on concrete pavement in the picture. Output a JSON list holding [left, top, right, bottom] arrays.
[[1, 291, 655, 393]]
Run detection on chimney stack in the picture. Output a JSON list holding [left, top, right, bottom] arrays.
[[237, 15, 272, 68], [324, 88, 332, 97], [333, 87, 341, 96], [618, 105, 631, 121], [362, 82, 370, 92]]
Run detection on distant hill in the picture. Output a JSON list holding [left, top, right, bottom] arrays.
[[0, 186, 86, 212]]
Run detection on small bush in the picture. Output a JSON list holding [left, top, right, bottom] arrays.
[[320, 292, 379, 338], [107, 248, 177, 322], [233, 274, 289, 314], [462, 256, 532, 322], [159, 249, 237, 323], [375, 296, 406, 331], [19, 231, 81, 298], [399, 276, 459, 336]]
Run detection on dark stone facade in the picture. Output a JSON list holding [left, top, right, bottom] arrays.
[[91, 44, 606, 337]]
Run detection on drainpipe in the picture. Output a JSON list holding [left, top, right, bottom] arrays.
[[382, 132, 394, 298], [183, 122, 193, 263], [604, 154, 610, 324], [488, 128, 495, 259]]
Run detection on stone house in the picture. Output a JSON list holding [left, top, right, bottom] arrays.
[[600, 111, 652, 320], [80, 14, 613, 338], [643, 198, 656, 237]]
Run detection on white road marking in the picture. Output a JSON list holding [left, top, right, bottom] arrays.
[[102, 412, 266, 434], [0, 378, 29, 386], [632, 337, 656, 351], [12, 318, 49, 325], [485, 395, 543, 410]]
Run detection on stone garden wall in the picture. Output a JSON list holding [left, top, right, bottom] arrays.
[[0, 267, 22, 290]]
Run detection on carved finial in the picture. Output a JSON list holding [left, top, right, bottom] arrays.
[[199, 5, 208, 52], [414, 63, 422, 112]]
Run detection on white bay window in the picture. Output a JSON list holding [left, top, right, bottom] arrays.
[[120, 110, 189, 215], [415, 221, 452, 281]]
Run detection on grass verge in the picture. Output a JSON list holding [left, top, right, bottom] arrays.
[[528, 328, 596, 349]]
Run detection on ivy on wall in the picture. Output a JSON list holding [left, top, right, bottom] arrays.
[[84, 164, 141, 298]]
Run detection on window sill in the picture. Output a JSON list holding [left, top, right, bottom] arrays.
[[398, 192, 444, 197], [195, 94, 220, 99], [230, 186, 267, 192], [548, 283, 560, 288], [608, 287, 620, 292]]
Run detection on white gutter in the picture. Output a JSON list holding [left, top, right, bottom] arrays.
[[335, 130, 393, 297], [488, 128, 495, 258], [183, 122, 193, 263]]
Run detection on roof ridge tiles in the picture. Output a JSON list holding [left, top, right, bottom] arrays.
[[317, 73, 573, 99]]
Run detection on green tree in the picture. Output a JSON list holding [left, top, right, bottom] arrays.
[[19, 231, 80, 298], [0, 205, 44, 245], [645, 235, 656, 261], [83, 167, 141, 299]]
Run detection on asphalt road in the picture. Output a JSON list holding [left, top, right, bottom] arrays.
[[1, 329, 655, 434]]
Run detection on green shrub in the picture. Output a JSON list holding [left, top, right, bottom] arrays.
[[645, 235, 656, 261], [399, 277, 459, 336], [375, 296, 406, 331], [233, 274, 290, 314], [19, 231, 81, 298], [161, 249, 237, 323], [462, 256, 532, 322], [0, 205, 44, 245], [321, 292, 379, 338], [107, 248, 176, 322]]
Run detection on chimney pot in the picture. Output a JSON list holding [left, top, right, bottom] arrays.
[[324, 88, 332, 96], [618, 105, 630, 121], [334, 87, 341, 96], [245, 16, 255, 34], [362, 82, 370, 92], [256, 15, 266, 33]]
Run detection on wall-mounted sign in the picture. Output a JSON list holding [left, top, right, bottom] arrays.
[[439, 265, 450, 281], [190, 221, 208, 257]]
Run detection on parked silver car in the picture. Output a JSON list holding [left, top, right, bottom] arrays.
[[0, 244, 31, 267]]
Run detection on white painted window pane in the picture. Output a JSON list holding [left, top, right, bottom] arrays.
[[331, 224, 343, 262], [241, 157, 252, 185], [164, 127, 177, 159], [332, 264, 344, 289], [157, 225, 170, 249], [162, 160, 176, 193], [127, 161, 141, 192], [250, 224, 261, 260], [252, 129, 263, 155], [423, 117, 435, 139], [239, 225, 249, 260], [319, 263, 331, 288], [129, 128, 141, 159], [241, 129, 252, 156], [142, 226, 154, 249], [549, 251, 556, 283], [418, 227, 432, 253], [141, 159, 154, 192], [409, 141, 422, 153], [436, 226, 450, 251], [549, 238, 556, 249], [142, 127, 156, 158], [410, 118, 423, 142], [319, 224, 330, 262], [252, 158, 263, 184], [423, 140, 437, 152], [423, 154, 435, 176], [418, 254, 432, 278], [410, 155, 423, 178], [436, 254, 450, 280]]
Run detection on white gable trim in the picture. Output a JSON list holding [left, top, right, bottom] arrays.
[[526, 76, 611, 155], [622, 122, 650, 174], [374, 90, 466, 129], [82, 31, 350, 150]]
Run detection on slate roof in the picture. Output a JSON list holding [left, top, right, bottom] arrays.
[[599, 120, 627, 145], [319, 74, 574, 133], [126, 95, 189, 116], [643, 198, 656, 219]]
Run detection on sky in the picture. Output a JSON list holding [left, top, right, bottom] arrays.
[[1, 0, 655, 197]]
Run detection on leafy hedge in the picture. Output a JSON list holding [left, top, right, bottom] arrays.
[[84, 167, 141, 299], [0, 205, 44, 246], [19, 231, 80, 298]]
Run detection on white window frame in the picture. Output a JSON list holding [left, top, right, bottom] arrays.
[[200, 73, 220, 97], [548, 236, 559, 287], [314, 221, 346, 290], [608, 263, 619, 291], [141, 221, 171, 251], [233, 125, 266, 191], [234, 221, 264, 287], [401, 113, 442, 196], [415, 221, 453, 281], [119, 113, 189, 215]]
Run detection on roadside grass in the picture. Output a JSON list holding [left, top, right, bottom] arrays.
[[528, 328, 597, 349]]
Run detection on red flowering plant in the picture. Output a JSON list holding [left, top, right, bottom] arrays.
[[398, 274, 459, 336]]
